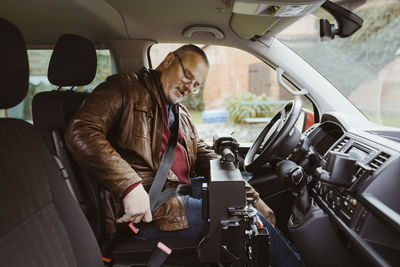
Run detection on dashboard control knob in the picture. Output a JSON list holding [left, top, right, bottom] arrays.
[[327, 190, 334, 204], [291, 168, 304, 185], [276, 160, 306, 192], [335, 197, 342, 209]]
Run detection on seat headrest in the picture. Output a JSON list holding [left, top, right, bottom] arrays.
[[48, 34, 97, 87], [0, 18, 29, 109]]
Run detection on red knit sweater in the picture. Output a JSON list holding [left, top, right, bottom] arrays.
[[157, 73, 190, 185]]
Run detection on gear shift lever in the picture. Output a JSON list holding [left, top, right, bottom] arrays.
[[277, 160, 311, 224]]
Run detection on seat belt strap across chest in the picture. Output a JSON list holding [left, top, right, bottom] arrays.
[[148, 110, 179, 212], [137, 68, 181, 212]]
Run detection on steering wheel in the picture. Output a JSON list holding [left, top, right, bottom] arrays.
[[244, 100, 302, 172]]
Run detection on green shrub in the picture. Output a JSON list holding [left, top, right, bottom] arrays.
[[226, 93, 278, 124]]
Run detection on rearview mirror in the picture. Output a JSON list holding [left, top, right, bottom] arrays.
[[319, 0, 363, 41]]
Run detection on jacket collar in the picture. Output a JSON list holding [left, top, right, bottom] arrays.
[[138, 67, 180, 114], [137, 67, 163, 110]]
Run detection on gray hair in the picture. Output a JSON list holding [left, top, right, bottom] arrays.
[[174, 44, 209, 67]]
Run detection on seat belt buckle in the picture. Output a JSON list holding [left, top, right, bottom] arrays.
[[128, 222, 139, 234], [147, 242, 172, 267]]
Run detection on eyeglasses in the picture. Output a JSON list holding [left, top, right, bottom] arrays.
[[174, 52, 201, 94]]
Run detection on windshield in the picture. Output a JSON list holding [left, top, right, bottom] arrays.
[[277, 0, 400, 128]]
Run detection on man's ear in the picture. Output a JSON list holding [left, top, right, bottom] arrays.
[[162, 52, 175, 68]]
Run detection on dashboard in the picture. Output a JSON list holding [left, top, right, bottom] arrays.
[[291, 120, 400, 266]]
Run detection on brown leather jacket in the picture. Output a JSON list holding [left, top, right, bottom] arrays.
[[65, 70, 259, 233]]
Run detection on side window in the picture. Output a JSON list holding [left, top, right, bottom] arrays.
[[0, 49, 112, 122], [150, 44, 314, 144]]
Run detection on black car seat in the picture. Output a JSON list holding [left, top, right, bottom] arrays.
[[31, 34, 204, 266], [0, 17, 103, 267], [32, 34, 103, 241]]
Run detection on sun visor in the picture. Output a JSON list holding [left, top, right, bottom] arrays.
[[224, 0, 325, 39]]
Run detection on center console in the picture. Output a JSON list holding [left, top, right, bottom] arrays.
[[286, 121, 400, 266]]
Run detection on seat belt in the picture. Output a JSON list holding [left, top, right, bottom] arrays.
[[137, 67, 181, 212], [148, 110, 180, 212]]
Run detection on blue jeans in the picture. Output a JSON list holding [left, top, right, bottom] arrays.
[[136, 178, 303, 266], [135, 195, 207, 239]]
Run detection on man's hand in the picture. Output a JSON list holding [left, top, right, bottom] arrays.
[[117, 184, 153, 224], [254, 198, 276, 226]]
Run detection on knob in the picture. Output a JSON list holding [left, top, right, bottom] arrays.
[[350, 199, 357, 207], [327, 190, 334, 202], [291, 167, 304, 185], [335, 197, 342, 209], [221, 148, 235, 163]]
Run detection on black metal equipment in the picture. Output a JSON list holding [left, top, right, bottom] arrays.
[[213, 136, 240, 167], [197, 147, 269, 266]]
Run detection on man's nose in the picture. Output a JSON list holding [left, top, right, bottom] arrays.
[[183, 80, 195, 91]]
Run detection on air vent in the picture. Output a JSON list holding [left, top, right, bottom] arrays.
[[368, 152, 391, 171], [353, 166, 367, 181], [333, 136, 350, 152]]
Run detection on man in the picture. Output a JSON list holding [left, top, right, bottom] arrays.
[[65, 44, 275, 238]]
